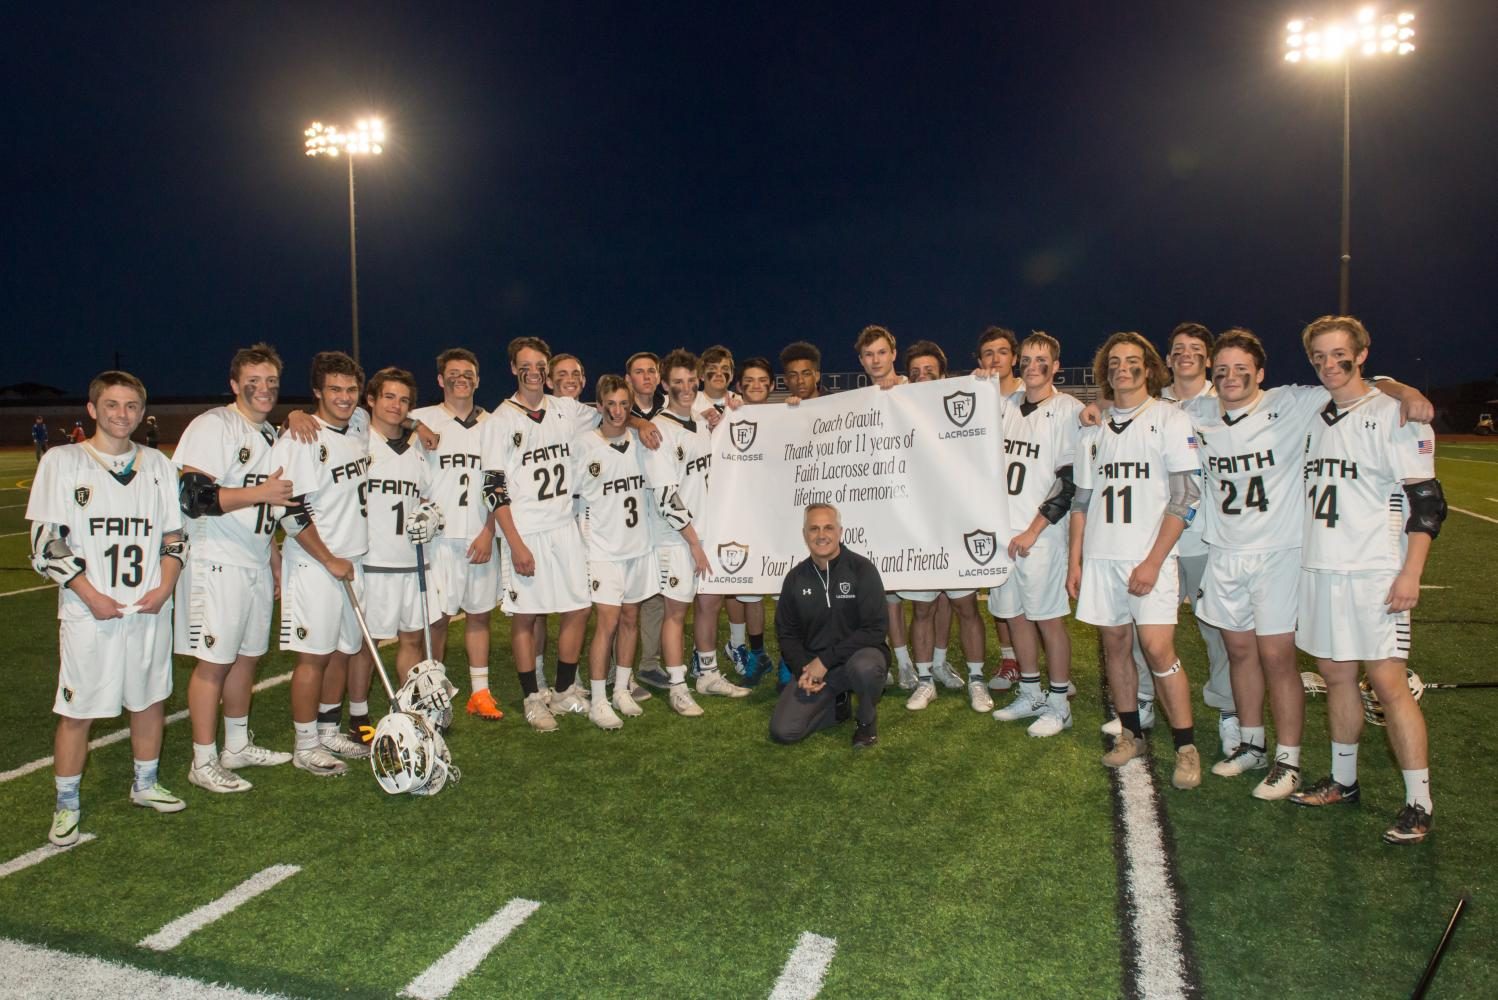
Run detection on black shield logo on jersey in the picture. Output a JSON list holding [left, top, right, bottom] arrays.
[[62, 686, 73, 703], [74, 485, 91, 508], [675, 445, 685, 463], [512, 432, 523, 448], [669, 576, 680, 589], [592, 579, 600, 591], [728, 420, 758, 453], [317, 444, 328, 464], [588, 461, 601, 478], [238, 446, 251, 465], [963, 529, 998, 565], [717, 542, 749, 574], [204, 634, 217, 649], [943, 391, 977, 428], [295, 626, 308, 640]]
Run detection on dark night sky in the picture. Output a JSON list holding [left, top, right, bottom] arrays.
[[4, 1, 1495, 397]]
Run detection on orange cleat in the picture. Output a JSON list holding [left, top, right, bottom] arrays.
[[466, 688, 504, 721]]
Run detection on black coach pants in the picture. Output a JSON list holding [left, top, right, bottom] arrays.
[[768, 646, 886, 745]]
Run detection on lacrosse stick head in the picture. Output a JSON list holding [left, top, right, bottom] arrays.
[[395, 660, 458, 730], [369, 711, 443, 795], [1301, 671, 1328, 697], [1359, 668, 1425, 726], [407, 727, 459, 797]]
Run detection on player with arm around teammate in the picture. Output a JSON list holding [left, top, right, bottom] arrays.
[[721, 356, 779, 685], [1287, 316, 1445, 844], [1068, 332, 1203, 790], [977, 325, 1025, 685], [174, 343, 295, 794], [29, 371, 186, 845]]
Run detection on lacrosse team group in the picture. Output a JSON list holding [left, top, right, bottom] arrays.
[[27, 313, 1449, 848]]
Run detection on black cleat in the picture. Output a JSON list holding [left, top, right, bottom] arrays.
[[1383, 803, 1432, 845], [1289, 775, 1360, 807], [349, 715, 375, 745], [852, 720, 878, 750]]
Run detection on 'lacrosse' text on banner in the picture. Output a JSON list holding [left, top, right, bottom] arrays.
[[699, 377, 1013, 594]]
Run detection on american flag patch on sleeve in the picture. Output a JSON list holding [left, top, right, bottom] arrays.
[[1417, 439, 1433, 455], [1186, 435, 1198, 449]]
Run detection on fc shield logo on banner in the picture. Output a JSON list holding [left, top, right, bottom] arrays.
[[717, 542, 749, 574], [728, 420, 758, 453], [963, 529, 998, 565], [943, 391, 977, 428]]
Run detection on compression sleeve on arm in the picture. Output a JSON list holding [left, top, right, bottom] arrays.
[[1164, 470, 1201, 522], [1070, 487, 1092, 514]]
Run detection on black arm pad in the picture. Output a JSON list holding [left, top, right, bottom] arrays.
[[482, 471, 510, 512], [1038, 465, 1075, 525], [280, 495, 313, 535], [1404, 479, 1447, 538], [179, 471, 224, 517]]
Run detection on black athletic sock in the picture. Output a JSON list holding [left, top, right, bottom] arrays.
[[555, 660, 578, 691], [748, 633, 765, 652], [1172, 726, 1196, 750], [1119, 710, 1143, 739], [317, 706, 343, 726], [518, 670, 539, 696]]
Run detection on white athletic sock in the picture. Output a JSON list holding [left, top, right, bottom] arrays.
[[932, 646, 947, 669], [916, 661, 933, 681], [293, 721, 319, 750], [966, 661, 984, 679], [1241, 725, 1267, 752], [536, 661, 549, 690], [317, 701, 340, 717], [729, 623, 746, 647], [222, 715, 250, 753], [1275, 745, 1302, 769], [1332, 741, 1359, 786], [55, 774, 81, 812], [1018, 672, 1042, 695], [894, 645, 913, 670], [470, 666, 489, 694], [591, 679, 608, 703], [132, 758, 158, 792], [349, 700, 369, 717], [1402, 768, 1432, 812], [192, 742, 218, 768], [1001, 645, 1016, 661], [535, 654, 544, 672], [697, 650, 718, 672], [667, 665, 687, 685], [615, 667, 632, 691], [1047, 685, 1071, 712]]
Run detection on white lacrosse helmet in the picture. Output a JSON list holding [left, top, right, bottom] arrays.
[[370, 712, 444, 795], [408, 727, 459, 797], [395, 660, 459, 730], [1359, 668, 1425, 727]]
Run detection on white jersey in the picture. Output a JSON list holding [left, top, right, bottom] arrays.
[[1161, 383, 1214, 557], [171, 405, 278, 568], [692, 390, 739, 421], [347, 405, 370, 444], [408, 404, 490, 542], [574, 429, 678, 561], [1001, 389, 1082, 538], [364, 431, 431, 570], [269, 417, 371, 560], [480, 394, 597, 533], [27, 444, 183, 621], [651, 409, 712, 548], [1185, 384, 1328, 553], [1302, 390, 1435, 572], [1075, 399, 1199, 561]]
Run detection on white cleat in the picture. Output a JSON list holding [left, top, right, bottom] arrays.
[[550, 685, 591, 715], [524, 691, 559, 732], [319, 729, 371, 760], [668, 683, 704, 717], [130, 783, 187, 813], [293, 747, 348, 777], [219, 735, 292, 769], [896, 661, 919, 691], [1211, 744, 1268, 778], [993, 689, 1046, 723], [1252, 760, 1303, 801], [49, 808, 80, 847], [696, 669, 751, 698], [967, 679, 994, 713], [905, 680, 937, 711], [1100, 699, 1155, 735], [189, 760, 252, 794], [589, 698, 624, 731], [613, 687, 644, 717], [931, 662, 965, 690], [1027, 703, 1074, 738], [1218, 714, 1242, 759]]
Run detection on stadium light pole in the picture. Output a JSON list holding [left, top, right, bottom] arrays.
[[1284, 8, 1415, 315], [304, 118, 386, 369]]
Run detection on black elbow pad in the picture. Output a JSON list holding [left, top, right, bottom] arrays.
[[179, 472, 224, 517], [1038, 465, 1075, 525], [1404, 479, 1447, 538], [482, 471, 510, 512]]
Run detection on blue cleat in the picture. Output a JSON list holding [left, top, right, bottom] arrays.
[[742, 649, 773, 687], [776, 658, 793, 692], [724, 642, 751, 678]]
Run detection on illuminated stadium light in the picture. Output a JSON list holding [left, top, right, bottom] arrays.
[[1284, 7, 1416, 61]]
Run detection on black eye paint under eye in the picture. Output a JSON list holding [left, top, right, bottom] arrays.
[[1338, 360, 1354, 374]]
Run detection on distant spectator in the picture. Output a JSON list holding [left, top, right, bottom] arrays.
[[32, 417, 48, 461], [143, 415, 159, 449], [70, 421, 86, 444]]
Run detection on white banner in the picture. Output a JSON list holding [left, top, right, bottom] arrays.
[[699, 377, 1013, 594]]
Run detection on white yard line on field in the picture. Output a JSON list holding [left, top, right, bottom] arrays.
[[1440, 456, 1498, 464], [0, 585, 52, 599], [139, 865, 301, 952], [1114, 756, 1192, 999], [0, 835, 97, 880], [768, 932, 838, 1000], [1451, 506, 1498, 526], [402, 898, 543, 999], [0, 937, 291, 999]]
